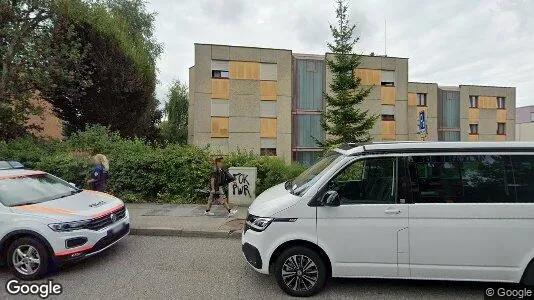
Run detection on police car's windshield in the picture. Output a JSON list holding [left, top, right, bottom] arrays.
[[0, 173, 79, 207]]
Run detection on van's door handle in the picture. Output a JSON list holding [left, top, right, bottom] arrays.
[[384, 208, 402, 215]]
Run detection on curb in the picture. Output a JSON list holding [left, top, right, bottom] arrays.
[[130, 227, 241, 239]]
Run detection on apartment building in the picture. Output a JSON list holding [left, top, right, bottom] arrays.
[[188, 43, 516, 164], [516, 106, 534, 141]]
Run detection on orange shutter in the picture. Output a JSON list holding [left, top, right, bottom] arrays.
[[496, 109, 507, 122], [211, 117, 229, 138], [260, 81, 277, 100], [381, 86, 396, 105], [212, 79, 229, 99], [408, 93, 417, 106], [229, 61, 260, 80], [468, 108, 479, 122], [468, 134, 479, 142], [260, 118, 277, 138], [479, 96, 497, 109], [381, 120, 396, 140]]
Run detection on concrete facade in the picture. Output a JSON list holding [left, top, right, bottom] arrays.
[[459, 85, 515, 142], [188, 44, 292, 163], [189, 43, 517, 164], [515, 106, 534, 141], [408, 82, 439, 141]]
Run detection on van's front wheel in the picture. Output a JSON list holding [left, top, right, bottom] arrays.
[[274, 246, 327, 297]]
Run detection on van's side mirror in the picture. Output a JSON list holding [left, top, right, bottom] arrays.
[[322, 190, 340, 207]]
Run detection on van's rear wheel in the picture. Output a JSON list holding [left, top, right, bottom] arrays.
[[7, 237, 49, 280], [274, 246, 327, 297]]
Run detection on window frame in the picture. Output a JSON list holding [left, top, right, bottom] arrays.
[[497, 97, 506, 109], [404, 152, 534, 204], [469, 124, 479, 135], [318, 155, 400, 206], [381, 114, 395, 121], [497, 122, 506, 135], [260, 148, 277, 156], [417, 93, 427, 107], [469, 95, 479, 108]]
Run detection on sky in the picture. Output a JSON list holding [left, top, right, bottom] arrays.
[[147, 0, 533, 107]]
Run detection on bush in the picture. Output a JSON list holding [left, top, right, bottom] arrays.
[[0, 127, 307, 203], [226, 151, 306, 195]]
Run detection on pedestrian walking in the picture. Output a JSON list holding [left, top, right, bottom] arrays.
[[87, 154, 109, 192], [204, 157, 238, 217]]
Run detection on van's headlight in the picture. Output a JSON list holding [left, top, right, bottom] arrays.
[[48, 220, 88, 232], [246, 216, 273, 232]]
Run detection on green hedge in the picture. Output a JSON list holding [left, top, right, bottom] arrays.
[[0, 126, 307, 203]]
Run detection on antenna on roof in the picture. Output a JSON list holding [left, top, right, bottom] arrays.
[[384, 18, 387, 57]]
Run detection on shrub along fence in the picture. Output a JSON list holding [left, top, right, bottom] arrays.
[[0, 126, 307, 204]]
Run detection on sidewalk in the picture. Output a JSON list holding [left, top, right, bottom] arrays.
[[126, 203, 247, 239]]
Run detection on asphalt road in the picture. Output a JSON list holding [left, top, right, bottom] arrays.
[[0, 236, 488, 299]]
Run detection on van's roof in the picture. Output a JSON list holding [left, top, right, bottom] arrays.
[[336, 141, 534, 156]]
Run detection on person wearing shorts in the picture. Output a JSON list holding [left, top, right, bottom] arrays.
[[204, 157, 237, 217]]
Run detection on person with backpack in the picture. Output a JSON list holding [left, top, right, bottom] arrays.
[[87, 154, 109, 192], [204, 157, 238, 217]]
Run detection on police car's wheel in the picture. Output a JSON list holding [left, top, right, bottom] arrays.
[[7, 237, 49, 280], [274, 246, 327, 297]]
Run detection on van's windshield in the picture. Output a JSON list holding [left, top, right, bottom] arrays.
[[288, 153, 343, 195]]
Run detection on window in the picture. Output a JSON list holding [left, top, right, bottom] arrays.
[[408, 155, 514, 203], [381, 114, 395, 121], [380, 70, 395, 86], [417, 93, 427, 106], [211, 60, 229, 79], [510, 155, 534, 203], [497, 97, 506, 109], [212, 70, 229, 78], [292, 153, 343, 195], [497, 122, 506, 135], [328, 157, 396, 205], [260, 148, 276, 156], [469, 96, 478, 108], [469, 124, 478, 135], [530, 112, 534, 122]]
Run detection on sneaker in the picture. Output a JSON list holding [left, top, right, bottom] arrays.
[[204, 211, 214, 216], [227, 209, 238, 218]]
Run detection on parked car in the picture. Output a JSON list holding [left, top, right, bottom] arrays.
[[242, 142, 534, 297], [0, 162, 129, 280]]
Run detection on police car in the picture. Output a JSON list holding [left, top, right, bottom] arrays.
[[0, 161, 129, 280]]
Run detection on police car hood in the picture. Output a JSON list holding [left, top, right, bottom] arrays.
[[11, 190, 124, 221]]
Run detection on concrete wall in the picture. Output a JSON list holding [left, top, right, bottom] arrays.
[[325, 54, 409, 141], [408, 82, 438, 141], [459, 85, 516, 141], [516, 106, 534, 141], [517, 123, 534, 141], [189, 44, 292, 163]]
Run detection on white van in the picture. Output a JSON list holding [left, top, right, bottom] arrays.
[[0, 163, 129, 280], [242, 142, 534, 297]]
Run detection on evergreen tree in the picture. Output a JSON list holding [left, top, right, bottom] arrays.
[[321, 0, 378, 147]]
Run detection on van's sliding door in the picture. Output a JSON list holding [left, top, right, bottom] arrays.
[[407, 154, 534, 282]]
